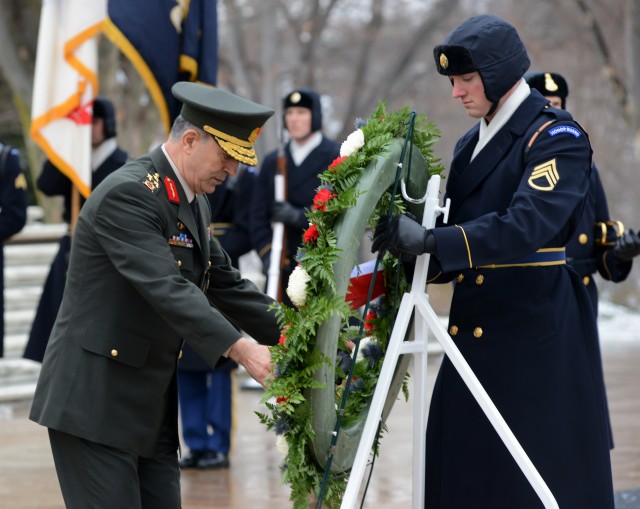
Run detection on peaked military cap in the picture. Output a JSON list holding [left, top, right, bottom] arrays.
[[525, 72, 569, 109], [172, 82, 275, 166]]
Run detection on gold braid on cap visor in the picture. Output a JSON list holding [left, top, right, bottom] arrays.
[[204, 125, 258, 166]]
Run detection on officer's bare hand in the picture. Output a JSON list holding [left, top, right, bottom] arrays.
[[228, 337, 272, 387]]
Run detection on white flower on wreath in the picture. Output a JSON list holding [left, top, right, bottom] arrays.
[[276, 434, 289, 456], [340, 128, 365, 157], [355, 336, 376, 363], [286, 264, 311, 308]]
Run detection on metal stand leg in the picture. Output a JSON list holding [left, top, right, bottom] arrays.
[[340, 175, 558, 509]]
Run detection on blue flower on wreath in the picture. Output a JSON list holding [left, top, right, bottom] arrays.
[[361, 341, 384, 369], [355, 117, 368, 129]]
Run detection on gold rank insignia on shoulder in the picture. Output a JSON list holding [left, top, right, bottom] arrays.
[[143, 172, 160, 191], [14, 173, 28, 190], [528, 158, 559, 191]]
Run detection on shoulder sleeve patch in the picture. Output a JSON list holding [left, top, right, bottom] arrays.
[[14, 173, 28, 190], [528, 158, 559, 191], [547, 125, 582, 138]]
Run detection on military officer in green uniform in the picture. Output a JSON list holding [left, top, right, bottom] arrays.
[[30, 82, 279, 509]]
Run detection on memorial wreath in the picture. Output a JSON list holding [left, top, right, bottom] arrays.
[[257, 103, 442, 508]]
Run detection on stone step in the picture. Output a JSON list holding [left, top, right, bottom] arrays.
[[4, 286, 43, 312], [4, 332, 28, 359], [4, 309, 35, 336], [4, 242, 59, 267], [5, 221, 66, 247], [0, 358, 40, 403], [4, 265, 50, 287]]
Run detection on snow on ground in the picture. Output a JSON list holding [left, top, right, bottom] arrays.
[[598, 300, 640, 345]]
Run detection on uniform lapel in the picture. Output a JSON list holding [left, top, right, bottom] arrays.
[[450, 129, 514, 211], [150, 147, 203, 252], [447, 95, 543, 218]]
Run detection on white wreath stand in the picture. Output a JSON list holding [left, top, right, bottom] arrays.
[[340, 174, 559, 509]]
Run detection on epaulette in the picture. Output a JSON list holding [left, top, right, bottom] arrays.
[[141, 172, 161, 193]]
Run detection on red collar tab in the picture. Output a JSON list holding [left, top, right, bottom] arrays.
[[164, 177, 180, 203]]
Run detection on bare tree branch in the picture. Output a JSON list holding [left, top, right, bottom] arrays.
[[221, 0, 259, 98], [338, 0, 457, 138], [571, 0, 630, 124], [299, 0, 341, 87], [340, 0, 386, 133]]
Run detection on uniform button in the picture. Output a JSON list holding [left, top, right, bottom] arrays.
[[111, 349, 118, 357], [473, 327, 483, 339], [475, 275, 484, 285], [456, 274, 464, 283], [178, 260, 182, 268], [449, 325, 459, 336], [578, 233, 588, 245], [179, 350, 183, 359], [583, 276, 590, 286]]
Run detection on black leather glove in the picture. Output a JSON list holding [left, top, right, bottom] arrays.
[[271, 201, 307, 228], [371, 214, 435, 257], [260, 251, 271, 276], [612, 229, 640, 263]]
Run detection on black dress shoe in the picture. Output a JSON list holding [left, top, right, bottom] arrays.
[[196, 450, 229, 469], [179, 450, 202, 469]]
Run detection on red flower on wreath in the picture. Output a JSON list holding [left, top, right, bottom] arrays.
[[303, 223, 319, 244], [328, 155, 347, 172], [364, 309, 377, 332], [313, 188, 336, 212], [278, 324, 291, 346]]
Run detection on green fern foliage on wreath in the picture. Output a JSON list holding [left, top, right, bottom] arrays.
[[256, 103, 442, 508]]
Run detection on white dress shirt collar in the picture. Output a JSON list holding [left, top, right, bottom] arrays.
[[471, 79, 531, 161]]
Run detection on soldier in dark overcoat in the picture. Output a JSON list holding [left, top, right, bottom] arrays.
[[372, 15, 614, 509], [251, 88, 339, 305], [177, 166, 257, 469], [29, 83, 280, 509], [24, 97, 128, 362], [0, 140, 28, 356], [526, 71, 640, 315]]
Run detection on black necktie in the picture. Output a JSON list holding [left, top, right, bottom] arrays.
[[190, 199, 200, 230]]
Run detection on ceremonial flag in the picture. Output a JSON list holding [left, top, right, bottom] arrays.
[[103, 0, 218, 133], [345, 259, 386, 310], [30, 0, 107, 199]]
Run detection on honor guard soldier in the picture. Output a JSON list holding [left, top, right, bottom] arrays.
[[251, 88, 339, 306], [24, 97, 128, 362], [372, 15, 614, 508], [526, 71, 640, 314], [30, 83, 280, 509], [177, 166, 257, 469], [0, 140, 28, 357]]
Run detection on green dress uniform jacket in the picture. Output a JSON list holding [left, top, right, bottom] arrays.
[[30, 146, 280, 457]]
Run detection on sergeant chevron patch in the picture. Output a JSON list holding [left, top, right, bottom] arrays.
[[528, 158, 559, 191]]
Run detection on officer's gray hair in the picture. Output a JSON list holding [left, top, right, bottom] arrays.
[[169, 115, 210, 141]]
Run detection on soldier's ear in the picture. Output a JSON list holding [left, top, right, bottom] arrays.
[[182, 129, 198, 151]]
